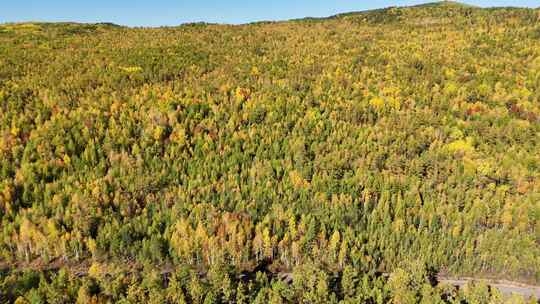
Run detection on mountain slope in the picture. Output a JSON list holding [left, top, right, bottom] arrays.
[[0, 3, 539, 303]]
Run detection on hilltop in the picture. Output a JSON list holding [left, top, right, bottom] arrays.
[[292, 1, 530, 23], [1, 1, 537, 28]]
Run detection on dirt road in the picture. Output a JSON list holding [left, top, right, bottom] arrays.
[[438, 276, 540, 299]]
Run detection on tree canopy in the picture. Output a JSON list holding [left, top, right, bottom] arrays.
[[0, 2, 539, 303]]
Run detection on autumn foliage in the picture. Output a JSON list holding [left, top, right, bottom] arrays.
[[0, 2, 539, 303]]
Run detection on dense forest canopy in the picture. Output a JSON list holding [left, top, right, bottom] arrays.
[[0, 2, 539, 303]]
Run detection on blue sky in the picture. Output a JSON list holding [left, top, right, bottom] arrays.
[[1, 1, 538, 27]]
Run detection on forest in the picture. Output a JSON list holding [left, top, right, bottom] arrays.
[[0, 1, 539, 303]]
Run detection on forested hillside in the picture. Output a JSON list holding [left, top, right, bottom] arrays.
[[0, 2, 539, 303]]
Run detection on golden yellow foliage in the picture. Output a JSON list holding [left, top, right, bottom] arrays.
[[120, 66, 143, 73], [446, 137, 475, 154], [369, 97, 385, 109]]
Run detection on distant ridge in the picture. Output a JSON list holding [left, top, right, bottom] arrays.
[[291, 1, 538, 24], [0, 21, 122, 28], [2, 1, 537, 28], [410, 1, 478, 8], [290, 1, 476, 22]]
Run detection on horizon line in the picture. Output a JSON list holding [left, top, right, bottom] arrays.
[[1, 1, 538, 28]]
